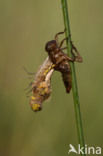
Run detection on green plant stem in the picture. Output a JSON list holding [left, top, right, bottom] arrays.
[[61, 0, 86, 155]]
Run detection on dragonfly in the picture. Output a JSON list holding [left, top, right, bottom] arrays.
[[29, 57, 55, 112], [28, 30, 82, 112]]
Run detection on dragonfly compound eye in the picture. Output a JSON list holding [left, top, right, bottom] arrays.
[[30, 96, 42, 112], [31, 103, 42, 112]]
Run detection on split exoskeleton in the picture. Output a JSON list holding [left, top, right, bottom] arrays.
[[29, 30, 83, 112], [45, 30, 83, 93]]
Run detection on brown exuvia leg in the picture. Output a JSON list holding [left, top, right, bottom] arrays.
[[60, 46, 82, 63], [59, 33, 71, 48], [55, 29, 66, 43], [60, 47, 67, 51], [71, 41, 83, 62], [59, 37, 68, 48]]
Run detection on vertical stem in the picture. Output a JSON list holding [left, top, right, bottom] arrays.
[[61, 0, 86, 155]]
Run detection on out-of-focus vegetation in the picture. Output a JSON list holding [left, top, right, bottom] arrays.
[[0, 0, 103, 156]]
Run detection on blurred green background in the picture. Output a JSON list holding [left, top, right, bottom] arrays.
[[0, 0, 103, 156]]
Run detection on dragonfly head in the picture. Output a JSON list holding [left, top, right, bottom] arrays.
[[30, 96, 42, 112]]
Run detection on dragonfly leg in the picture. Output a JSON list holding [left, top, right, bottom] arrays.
[[23, 66, 35, 75], [25, 88, 32, 96], [24, 82, 33, 91]]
